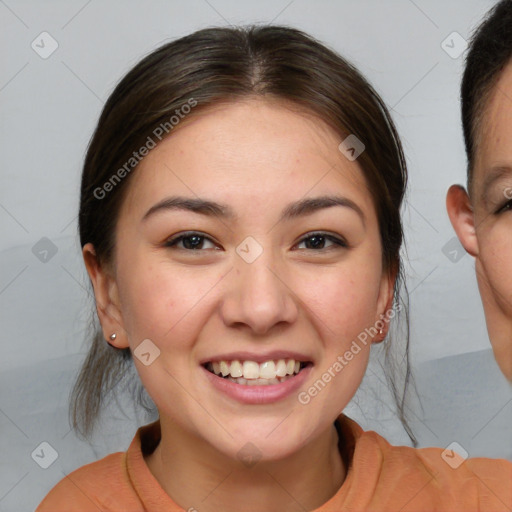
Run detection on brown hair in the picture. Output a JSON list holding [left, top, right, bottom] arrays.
[[72, 24, 413, 442], [461, 0, 512, 193]]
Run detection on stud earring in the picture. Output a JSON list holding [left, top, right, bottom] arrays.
[[109, 333, 117, 341]]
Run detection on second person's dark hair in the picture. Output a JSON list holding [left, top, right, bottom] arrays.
[[461, 0, 512, 192]]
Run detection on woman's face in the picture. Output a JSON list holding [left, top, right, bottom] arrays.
[[93, 98, 393, 460], [447, 61, 512, 380]]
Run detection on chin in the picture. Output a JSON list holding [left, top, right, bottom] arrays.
[[220, 416, 314, 462]]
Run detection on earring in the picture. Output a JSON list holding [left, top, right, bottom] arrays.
[[109, 333, 117, 341]]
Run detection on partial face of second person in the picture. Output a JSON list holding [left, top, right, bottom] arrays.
[[84, 98, 393, 463], [448, 60, 512, 381]]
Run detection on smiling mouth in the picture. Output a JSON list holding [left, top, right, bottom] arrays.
[[203, 358, 311, 386]]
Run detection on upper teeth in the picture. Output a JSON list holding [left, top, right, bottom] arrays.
[[208, 359, 302, 380]]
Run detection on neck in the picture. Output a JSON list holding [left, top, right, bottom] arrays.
[[145, 418, 346, 512]]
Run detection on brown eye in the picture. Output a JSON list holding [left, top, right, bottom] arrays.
[[295, 232, 347, 250], [165, 232, 218, 250]]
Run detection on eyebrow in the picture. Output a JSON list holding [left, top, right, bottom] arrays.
[[142, 194, 365, 225], [481, 165, 512, 202]]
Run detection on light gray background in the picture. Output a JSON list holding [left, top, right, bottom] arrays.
[[1, 1, 512, 511]]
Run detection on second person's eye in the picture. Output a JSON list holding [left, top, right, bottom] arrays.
[[495, 199, 512, 215]]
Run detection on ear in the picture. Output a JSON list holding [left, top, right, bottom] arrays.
[[82, 243, 129, 349], [446, 184, 479, 257], [373, 266, 396, 343]]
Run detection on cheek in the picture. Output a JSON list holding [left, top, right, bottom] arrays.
[[117, 257, 219, 345], [292, 263, 381, 340], [479, 230, 512, 314]]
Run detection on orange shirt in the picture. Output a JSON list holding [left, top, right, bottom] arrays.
[[36, 414, 512, 511]]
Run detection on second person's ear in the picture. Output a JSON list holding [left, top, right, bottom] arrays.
[[446, 184, 479, 257]]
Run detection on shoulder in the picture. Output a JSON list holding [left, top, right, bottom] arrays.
[[361, 428, 512, 510], [36, 451, 143, 512], [414, 445, 512, 505], [337, 416, 512, 511]]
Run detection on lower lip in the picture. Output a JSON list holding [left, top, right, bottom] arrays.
[[201, 364, 313, 405]]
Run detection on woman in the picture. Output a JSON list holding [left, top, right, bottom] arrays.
[[37, 25, 512, 511]]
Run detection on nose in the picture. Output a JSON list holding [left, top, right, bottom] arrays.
[[220, 249, 298, 336]]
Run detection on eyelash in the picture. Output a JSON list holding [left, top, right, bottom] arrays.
[[164, 231, 348, 252], [496, 199, 512, 215]]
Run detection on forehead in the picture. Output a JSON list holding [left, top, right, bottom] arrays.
[[474, 61, 512, 184], [121, 98, 374, 219]]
